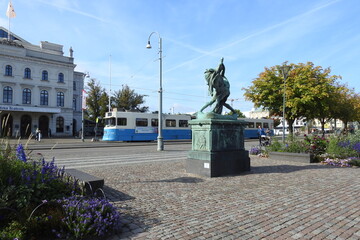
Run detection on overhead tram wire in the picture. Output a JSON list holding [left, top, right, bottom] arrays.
[[101, 54, 242, 105]]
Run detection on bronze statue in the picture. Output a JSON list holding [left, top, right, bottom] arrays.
[[200, 58, 236, 115]]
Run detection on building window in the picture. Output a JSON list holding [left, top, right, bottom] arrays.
[[42, 70, 48, 81], [40, 90, 48, 105], [5, 65, 12, 76], [57, 92, 64, 107], [56, 117, 64, 132], [58, 73, 64, 83], [73, 81, 76, 90], [72, 98, 76, 110], [22, 88, 31, 104], [3, 86, 13, 103], [24, 68, 31, 79]]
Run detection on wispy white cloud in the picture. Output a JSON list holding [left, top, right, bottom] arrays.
[[165, 0, 343, 74], [35, 0, 111, 23]]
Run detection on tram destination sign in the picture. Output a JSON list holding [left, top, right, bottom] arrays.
[[0, 105, 61, 113]]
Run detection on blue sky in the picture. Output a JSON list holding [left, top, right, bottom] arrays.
[[1, 0, 359, 114]]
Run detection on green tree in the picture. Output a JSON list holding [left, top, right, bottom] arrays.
[[112, 85, 148, 112], [291, 63, 341, 134], [243, 62, 340, 135], [332, 85, 360, 129], [225, 109, 246, 118], [85, 78, 109, 122]]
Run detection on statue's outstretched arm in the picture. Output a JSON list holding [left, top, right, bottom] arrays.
[[217, 58, 225, 76]]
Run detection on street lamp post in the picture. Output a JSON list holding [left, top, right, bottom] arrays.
[[81, 73, 90, 142], [279, 64, 291, 143], [146, 32, 164, 151]]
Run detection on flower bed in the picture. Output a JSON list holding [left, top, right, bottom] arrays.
[[321, 158, 351, 167], [0, 143, 120, 239], [265, 132, 360, 167]]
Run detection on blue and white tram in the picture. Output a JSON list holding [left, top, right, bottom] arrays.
[[102, 111, 191, 141], [240, 118, 274, 139]]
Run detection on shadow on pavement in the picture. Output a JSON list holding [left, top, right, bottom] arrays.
[[102, 185, 159, 238], [250, 164, 334, 174], [144, 176, 204, 183], [103, 185, 135, 201]]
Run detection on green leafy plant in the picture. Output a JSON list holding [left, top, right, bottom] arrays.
[[0, 142, 121, 239], [0, 220, 26, 240], [349, 158, 360, 167]]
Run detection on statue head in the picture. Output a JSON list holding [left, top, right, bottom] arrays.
[[204, 68, 215, 84]]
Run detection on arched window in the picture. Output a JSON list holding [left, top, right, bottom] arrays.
[[58, 73, 64, 83], [3, 86, 13, 103], [73, 98, 76, 110], [5, 65, 12, 76], [22, 88, 31, 104], [42, 70, 48, 81], [57, 92, 64, 107], [24, 68, 31, 79], [56, 116, 64, 132], [40, 90, 48, 105]]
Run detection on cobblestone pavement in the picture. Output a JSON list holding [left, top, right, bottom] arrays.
[[84, 150, 360, 240]]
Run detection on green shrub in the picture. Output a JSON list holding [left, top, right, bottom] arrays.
[[349, 158, 360, 167], [0, 221, 26, 240], [266, 139, 283, 152], [326, 136, 354, 158], [0, 142, 121, 239]]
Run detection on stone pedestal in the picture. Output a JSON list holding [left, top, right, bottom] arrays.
[[186, 118, 250, 177]]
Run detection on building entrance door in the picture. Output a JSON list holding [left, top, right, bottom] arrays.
[[1, 113, 13, 137], [39, 115, 49, 138], [20, 115, 32, 137]]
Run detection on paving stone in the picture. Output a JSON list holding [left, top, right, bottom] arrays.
[[82, 153, 360, 239]]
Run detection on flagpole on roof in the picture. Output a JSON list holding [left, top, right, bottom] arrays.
[[6, 0, 16, 41], [8, 11, 10, 40]]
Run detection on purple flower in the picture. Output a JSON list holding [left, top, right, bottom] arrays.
[[16, 144, 27, 162], [352, 142, 360, 153]]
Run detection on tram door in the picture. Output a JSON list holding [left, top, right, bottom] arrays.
[[39, 115, 49, 138], [20, 115, 32, 137], [1, 114, 13, 137]]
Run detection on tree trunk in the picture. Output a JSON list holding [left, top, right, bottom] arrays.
[[320, 118, 326, 137], [288, 119, 295, 135]]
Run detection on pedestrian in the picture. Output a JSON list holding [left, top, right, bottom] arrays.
[[35, 128, 41, 141], [257, 126, 265, 145], [37, 129, 42, 142]]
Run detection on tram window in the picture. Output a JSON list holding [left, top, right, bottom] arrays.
[[151, 118, 158, 127], [105, 118, 115, 126], [166, 119, 176, 127], [117, 118, 127, 126], [136, 118, 148, 127], [256, 122, 262, 128], [179, 120, 188, 127], [248, 122, 255, 128], [263, 122, 269, 128]]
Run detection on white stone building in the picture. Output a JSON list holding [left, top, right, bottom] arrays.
[[0, 27, 84, 138]]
